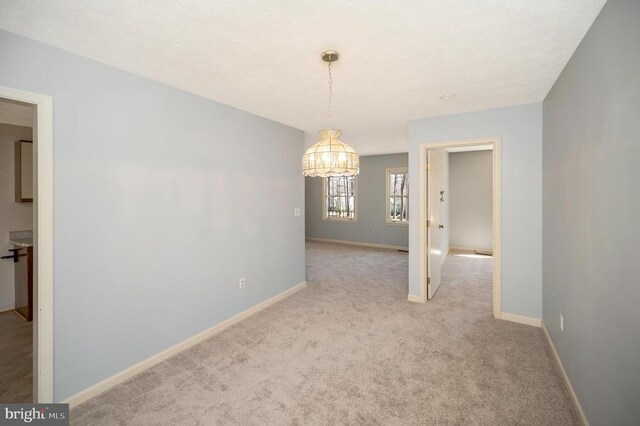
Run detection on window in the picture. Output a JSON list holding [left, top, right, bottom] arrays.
[[387, 168, 409, 224], [323, 176, 357, 220]]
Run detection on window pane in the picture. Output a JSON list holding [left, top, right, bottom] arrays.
[[387, 171, 409, 222], [402, 197, 408, 220], [389, 173, 408, 198], [334, 177, 341, 196], [326, 176, 356, 219], [392, 174, 397, 196], [392, 200, 396, 220], [391, 174, 398, 196]]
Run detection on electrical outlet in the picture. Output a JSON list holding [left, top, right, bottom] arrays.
[[560, 313, 564, 331], [239, 278, 246, 289], [294, 207, 301, 217]]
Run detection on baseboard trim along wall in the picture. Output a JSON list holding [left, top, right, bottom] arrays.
[[448, 246, 493, 254], [62, 281, 307, 408], [306, 237, 409, 251], [0, 303, 15, 314], [500, 312, 542, 327], [407, 294, 422, 303], [542, 321, 589, 425], [440, 249, 450, 265], [448, 246, 475, 252]]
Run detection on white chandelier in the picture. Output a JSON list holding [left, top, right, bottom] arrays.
[[302, 50, 359, 178]]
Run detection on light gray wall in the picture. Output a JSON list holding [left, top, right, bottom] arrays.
[[408, 103, 542, 319], [449, 151, 493, 250], [0, 30, 305, 401], [305, 153, 408, 248], [542, 0, 640, 423], [0, 123, 33, 311]]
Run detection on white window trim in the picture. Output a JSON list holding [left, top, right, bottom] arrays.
[[386, 167, 409, 225], [322, 176, 358, 222]]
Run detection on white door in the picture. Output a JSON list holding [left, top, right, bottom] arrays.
[[427, 149, 443, 299]]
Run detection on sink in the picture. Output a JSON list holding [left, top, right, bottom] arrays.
[[10, 238, 33, 248], [8, 230, 33, 248], [2, 230, 33, 322]]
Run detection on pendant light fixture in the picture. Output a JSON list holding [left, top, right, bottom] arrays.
[[302, 50, 360, 177]]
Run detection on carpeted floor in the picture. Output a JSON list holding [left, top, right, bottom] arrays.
[[71, 241, 577, 425]]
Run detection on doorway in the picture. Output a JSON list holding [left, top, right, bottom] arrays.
[[0, 85, 53, 403], [417, 137, 501, 319]]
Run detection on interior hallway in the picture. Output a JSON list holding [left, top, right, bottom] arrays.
[[71, 242, 577, 425], [0, 310, 32, 403]]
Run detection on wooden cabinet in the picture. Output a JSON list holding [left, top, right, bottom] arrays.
[[15, 139, 33, 202], [14, 246, 34, 322]]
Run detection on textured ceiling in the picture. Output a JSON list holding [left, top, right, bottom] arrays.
[[0, 0, 606, 155]]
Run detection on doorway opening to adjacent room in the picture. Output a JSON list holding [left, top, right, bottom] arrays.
[[417, 137, 501, 319], [0, 85, 54, 403]]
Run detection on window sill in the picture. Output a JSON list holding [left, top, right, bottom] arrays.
[[386, 220, 409, 226], [323, 217, 358, 223]]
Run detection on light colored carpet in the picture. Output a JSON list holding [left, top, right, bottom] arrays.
[[0, 310, 33, 403], [71, 241, 577, 425]]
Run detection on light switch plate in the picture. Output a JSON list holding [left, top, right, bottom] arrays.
[[294, 207, 301, 217]]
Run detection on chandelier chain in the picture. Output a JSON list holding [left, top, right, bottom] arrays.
[[327, 60, 333, 130], [301, 50, 359, 178]]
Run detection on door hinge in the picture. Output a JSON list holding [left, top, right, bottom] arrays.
[[427, 163, 432, 170], [427, 276, 431, 285], [427, 220, 431, 228]]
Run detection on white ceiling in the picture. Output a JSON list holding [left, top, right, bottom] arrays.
[[0, 0, 606, 155]]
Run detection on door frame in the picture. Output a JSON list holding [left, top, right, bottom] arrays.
[[418, 137, 502, 319], [0, 85, 54, 402], [425, 149, 443, 300]]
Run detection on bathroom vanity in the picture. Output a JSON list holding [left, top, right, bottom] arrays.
[[2, 231, 34, 321]]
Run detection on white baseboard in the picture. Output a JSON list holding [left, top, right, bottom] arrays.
[[407, 294, 423, 303], [0, 303, 15, 314], [542, 321, 589, 425], [449, 246, 493, 254], [62, 281, 307, 408], [449, 246, 475, 252], [306, 237, 408, 251], [500, 312, 542, 327], [441, 248, 450, 264]]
